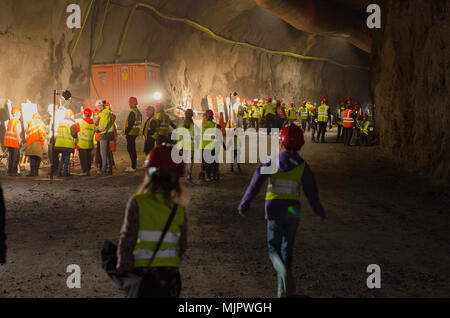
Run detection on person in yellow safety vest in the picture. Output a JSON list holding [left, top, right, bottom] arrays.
[[116, 145, 187, 298], [76, 108, 95, 176], [25, 113, 45, 177], [287, 102, 297, 126], [175, 109, 199, 181], [142, 106, 156, 156], [97, 100, 115, 175], [238, 124, 326, 297], [54, 110, 77, 177], [298, 101, 308, 132], [241, 99, 250, 130], [317, 98, 332, 143], [335, 102, 346, 143], [250, 100, 260, 131], [226, 128, 242, 173], [123, 97, 142, 172], [359, 113, 371, 146], [4, 107, 23, 176], [200, 109, 221, 182], [263, 97, 277, 134], [235, 101, 245, 129], [152, 102, 176, 146], [305, 102, 313, 132]]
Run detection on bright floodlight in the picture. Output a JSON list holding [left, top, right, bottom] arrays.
[[153, 92, 162, 100]]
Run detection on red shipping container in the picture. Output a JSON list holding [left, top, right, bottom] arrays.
[[90, 62, 162, 113]]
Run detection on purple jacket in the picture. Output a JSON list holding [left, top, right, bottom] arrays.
[[238, 151, 326, 220]]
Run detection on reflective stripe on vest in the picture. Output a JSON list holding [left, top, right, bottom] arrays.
[[54, 121, 75, 149], [299, 107, 308, 119], [201, 121, 216, 150], [129, 108, 142, 136], [78, 120, 95, 149], [264, 103, 276, 116], [133, 193, 184, 268], [252, 106, 260, 118], [266, 161, 306, 201], [143, 117, 155, 140], [26, 121, 42, 147], [154, 112, 170, 137], [4, 119, 20, 148], [361, 121, 370, 135], [318, 105, 329, 122], [343, 109, 355, 128], [176, 123, 195, 151], [287, 108, 297, 119], [99, 108, 114, 135]]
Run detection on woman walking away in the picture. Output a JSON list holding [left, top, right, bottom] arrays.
[[117, 145, 187, 298], [238, 124, 326, 298]]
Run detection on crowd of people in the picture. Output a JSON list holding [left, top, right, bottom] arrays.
[[233, 96, 372, 145]]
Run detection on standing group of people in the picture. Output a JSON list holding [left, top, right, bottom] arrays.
[[334, 97, 371, 146]]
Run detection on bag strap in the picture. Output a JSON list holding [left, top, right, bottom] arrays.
[[147, 203, 178, 267]]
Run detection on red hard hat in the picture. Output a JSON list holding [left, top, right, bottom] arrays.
[[93, 108, 100, 115], [290, 102, 294, 106], [357, 114, 362, 120], [346, 97, 351, 100], [279, 124, 305, 150], [205, 109, 214, 118], [302, 101, 306, 105], [281, 102, 285, 106], [363, 113, 368, 119], [11, 107, 21, 115], [265, 98, 269, 102], [322, 98, 328, 104], [144, 145, 184, 178], [311, 107, 317, 113], [340, 102, 345, 106], [185, 109, 194, 116], [83, 108, 92, 117], [355, 101, 360, 106], [251, 100, 256, 105], [129, 97, 138, 104], [268, 98, 272, 102]]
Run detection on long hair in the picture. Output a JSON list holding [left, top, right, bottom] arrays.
[[136, 170, 183, 206]]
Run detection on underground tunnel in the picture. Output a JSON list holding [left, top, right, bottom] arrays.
[[0, 0, 449, 302]]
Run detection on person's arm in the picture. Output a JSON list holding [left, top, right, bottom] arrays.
[[124, 112, 135, 136], [70, 124, 78, 139], [237, 164, 270, 215], [301, 163, 326, 219], [117, 198, 139, 273], [147, 119, 158, 138], [0, 185, 6, 264]]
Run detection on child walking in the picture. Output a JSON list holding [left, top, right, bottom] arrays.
[[238, 124, 326, 297], [117, 145, 187, 298]]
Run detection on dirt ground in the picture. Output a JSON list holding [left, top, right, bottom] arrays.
[[0, 129, 449, 298]]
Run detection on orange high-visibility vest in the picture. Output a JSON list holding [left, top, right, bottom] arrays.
[[26, 120, 44, 149], [4, 118, 20, 148], [343, 109, 355, 128]]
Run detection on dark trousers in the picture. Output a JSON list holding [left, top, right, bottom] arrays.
[[306, 118, 311, 132], [28, 156, 41, 176], [250, 118, 258, 130], [126, 135, 138, 169], [79, 149, 92, 173], [57, 151, 71, 175], [94, 144, 101, 169], [336, 125, 343, 143], [230, 150, 241, 171], [361, 134, 368, 146], [343, 128, 354, 146], [202, 149, 218, 179], [311, 125, 317, 142], [318, 122, 327, 142], [133, 267, 181, 298], [144, 137, 155, 155], [300, 120, 307, 131], [7, 147, 20, 175], [265, 114, 275, 134]]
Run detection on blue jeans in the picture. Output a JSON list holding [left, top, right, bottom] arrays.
[[100, 139, 113, 173], [57, 152, 71, 175], [267, 207, 300, 297]]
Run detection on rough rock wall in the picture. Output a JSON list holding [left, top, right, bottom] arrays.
[[370, 0, 449, 184], [0, 0, 94, 116], [92, 0, 370, 109]]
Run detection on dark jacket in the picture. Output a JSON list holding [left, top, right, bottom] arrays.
[[125, 111, 136, 136], [0, 185, 6, 264], [238, 150, 326, 220]]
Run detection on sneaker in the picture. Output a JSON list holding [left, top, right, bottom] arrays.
[[125, 167, 136, 172], [205, 177, 212, 182]]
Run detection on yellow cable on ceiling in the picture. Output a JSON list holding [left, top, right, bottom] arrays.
[[114, 2, 369, 71], [70, 0, 96, 58], [92, 0, 111, 62]]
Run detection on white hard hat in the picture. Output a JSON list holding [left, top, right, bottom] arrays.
[[259, 100, 263, 103], [95, 100, 104, 107]]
